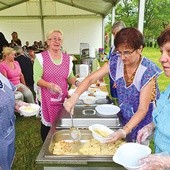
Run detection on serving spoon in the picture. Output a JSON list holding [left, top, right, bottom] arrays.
[[70, 108, 81, 140]]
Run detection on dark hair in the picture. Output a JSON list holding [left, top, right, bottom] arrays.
[[157, 27, 170, 47], [114, 27, 145, 50], [27, 46, 35, 51]]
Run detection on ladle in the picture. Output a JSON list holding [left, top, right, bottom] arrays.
[[70, 108, 81, 140]]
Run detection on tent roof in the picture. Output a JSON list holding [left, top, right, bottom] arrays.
[[0, 0, 119, 17]]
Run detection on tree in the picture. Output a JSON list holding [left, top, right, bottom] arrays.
[[105, 0, 170, 48]]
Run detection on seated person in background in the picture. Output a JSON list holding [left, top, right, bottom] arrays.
[[27, 46, 36, 63], [64, 27, 162, 143], [22, 41, 29, 51], [14, 46, 35, 98], [0, 47, 34, 103], [136, 27, 170, 170]]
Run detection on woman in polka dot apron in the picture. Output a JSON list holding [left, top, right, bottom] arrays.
[[33, 30, 79, 142]]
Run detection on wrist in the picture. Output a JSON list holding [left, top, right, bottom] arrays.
[[47, 82, 52, 90], [123, 125, 132, 134], [118, 128, 126, 138]]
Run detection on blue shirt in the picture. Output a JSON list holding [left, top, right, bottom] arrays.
[[153, 85, 170, 155], [0, 73, 16, 170]]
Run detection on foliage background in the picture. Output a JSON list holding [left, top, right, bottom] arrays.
[[105, 0, 170, 51]]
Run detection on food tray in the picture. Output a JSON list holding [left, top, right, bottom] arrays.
[[47, 129, 124, 157]]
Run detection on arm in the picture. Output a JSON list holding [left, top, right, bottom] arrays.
[[64, 63, 109, 112], [20, 72, 26, 85], [33, 56, 61, 93], [123, 78, 155, 134], [105, 78, 155, 143], [0, 64, 7, 77], [68, 71, 79, 87]]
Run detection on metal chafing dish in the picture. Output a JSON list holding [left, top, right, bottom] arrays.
[[36, 97, 124, 170]]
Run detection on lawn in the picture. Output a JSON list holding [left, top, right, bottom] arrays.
[[12, 47, 169, 169]]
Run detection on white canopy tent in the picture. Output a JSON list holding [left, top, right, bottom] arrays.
[[0, 0, 145, 54], [0, 0, 119, 54]]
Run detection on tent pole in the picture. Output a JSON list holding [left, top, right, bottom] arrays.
[[111, 6, 115, 46], [138, 0, 145, 33], [39, 0, 45, 42]]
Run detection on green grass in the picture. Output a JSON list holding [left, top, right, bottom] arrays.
[[143, 47, 168, 92], [12, 114, 42, 170], [12, 47, 168, 169]]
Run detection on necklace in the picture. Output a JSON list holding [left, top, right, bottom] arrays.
[[124, 56, 142, 87]]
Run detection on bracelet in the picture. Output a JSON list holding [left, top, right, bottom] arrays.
[[75, 80, 78, 86]]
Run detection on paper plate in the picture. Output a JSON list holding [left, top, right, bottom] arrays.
[[68, 89, 89, 100], [19, 103, 40, 117], [95, 104, 120, 116], [113, 143, 151, 170], [89, 124, 114, 143], [94, 91, 108, 99]]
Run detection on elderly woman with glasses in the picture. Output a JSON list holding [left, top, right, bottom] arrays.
[[64, 27, 162, 143], [33, 29, 80, 142]]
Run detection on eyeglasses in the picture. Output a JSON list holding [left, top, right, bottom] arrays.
[[116, 49, 136, 58], [48, 37, 62, 42]]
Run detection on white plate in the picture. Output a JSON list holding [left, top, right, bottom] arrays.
[[95, 104, 120, 116], [113, 143, 151, 170], [68, 89, 89, 100], [79, 91, 89, 100], [94, 91, 108, 99], [89, 124, 114, 143], [82, 96, 96, 105], [19, 103, 40, 117]]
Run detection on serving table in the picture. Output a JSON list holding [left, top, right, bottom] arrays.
[[36, 84, 125, 170]]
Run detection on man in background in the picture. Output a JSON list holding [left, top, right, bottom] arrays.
[[108, 21, 126, 99]]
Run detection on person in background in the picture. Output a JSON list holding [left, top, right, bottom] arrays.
[[22, 41, 29, 51], [137, 27, 170, 170], [64, 27, 162, 143], [14, 46, 35, 98], [108, 21, 126, 99], [0, 32, 9, 54], [0, 72, 28, 170], [33, 29, 81, 142], [10, 32, 22, 47], [27, 46, 36, 63], [0, 47, 34, 103]]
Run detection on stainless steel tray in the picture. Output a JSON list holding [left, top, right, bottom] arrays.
[[57, 106, 120, 129], [46, 129, 122, 158], [48, 129, 92, 157]]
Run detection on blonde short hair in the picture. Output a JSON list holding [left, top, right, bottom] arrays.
[[2, 47, 16, 60], [46, 29, 63, 40]]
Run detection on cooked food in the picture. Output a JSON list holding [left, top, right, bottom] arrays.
[[52, 139, 125, 156], [53, 140, 79, 155], [21, 105, 36, 113], [93, 129, 110, 138]]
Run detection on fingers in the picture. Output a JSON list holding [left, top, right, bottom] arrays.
[[103, 132, 119, 143], [136, 130, 143, 143], [49, 83, 62, 93], [63, 98, 73, 113]]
